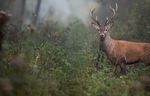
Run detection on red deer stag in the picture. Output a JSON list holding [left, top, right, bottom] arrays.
[[90, 3, 150, 74], [0, 11, 11, 51]]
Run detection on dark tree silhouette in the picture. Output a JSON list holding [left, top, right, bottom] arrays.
[[19, 0, 26, 28], [0, 11, 11, 51], [33, 0, 42, 25]]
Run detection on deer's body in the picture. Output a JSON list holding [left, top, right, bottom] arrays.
[[101, 34, 150, 67], [90, 3, 150, 74]]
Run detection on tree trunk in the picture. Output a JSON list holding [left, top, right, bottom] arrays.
[[33, 0, 42, 25], [12, 0, 26, 30], [19, 0, 26, 29]]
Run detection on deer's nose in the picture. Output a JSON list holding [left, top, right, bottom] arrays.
[[100, 34, 103, 37], [100, 32, 106, 38]]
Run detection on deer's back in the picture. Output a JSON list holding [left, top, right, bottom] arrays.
[[110, 40, 150, 64]]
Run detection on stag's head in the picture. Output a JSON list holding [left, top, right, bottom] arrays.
[[0, 11, 11, 26], [90, 3, 118, 41]]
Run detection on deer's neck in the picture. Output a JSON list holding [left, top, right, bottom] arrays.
[[101, 34, 115, 55]]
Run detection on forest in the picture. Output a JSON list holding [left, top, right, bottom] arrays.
[[0, 0, 150, 96]]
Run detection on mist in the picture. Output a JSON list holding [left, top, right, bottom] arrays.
[[26, 0, 101, 25]]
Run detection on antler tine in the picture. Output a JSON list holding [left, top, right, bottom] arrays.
[[110, 3, 118, 17], [90, 8, 95, 16], [115, 3, 118, 12], [90, 8, 101, 26], [105, 3, 118, 25]]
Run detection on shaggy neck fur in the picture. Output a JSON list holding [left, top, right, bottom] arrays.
[[101, 33, 115, 56]]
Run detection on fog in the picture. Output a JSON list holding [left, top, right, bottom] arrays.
[[26, 0, 101, 25], [0, 0, 131, 26]]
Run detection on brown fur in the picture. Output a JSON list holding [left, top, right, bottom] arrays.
[[102, 34, 150, 74]]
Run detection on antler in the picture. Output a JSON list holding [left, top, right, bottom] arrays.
[[90, 8, 101, 26], [0, 10, 12, 17], [105, 3, 118, 26]]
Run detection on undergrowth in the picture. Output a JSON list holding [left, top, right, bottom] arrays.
[[0, 24, 149, 96]]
